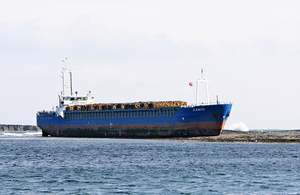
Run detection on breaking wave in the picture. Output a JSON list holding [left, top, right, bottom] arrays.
[[227, 122, 249, 131], [0, 131, 42, 137]]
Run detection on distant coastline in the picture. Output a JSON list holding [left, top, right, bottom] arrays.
[[0, 125, 41, 131]]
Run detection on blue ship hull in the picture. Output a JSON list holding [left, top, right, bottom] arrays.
[[37, 104, 232, 138]]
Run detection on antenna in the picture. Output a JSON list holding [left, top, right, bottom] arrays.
[[61, 58, 66, 96], [61, 57, 73, 96]]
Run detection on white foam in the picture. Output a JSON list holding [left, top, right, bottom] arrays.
[[227, 122, 249, 131], [0, 131, 42, 137]]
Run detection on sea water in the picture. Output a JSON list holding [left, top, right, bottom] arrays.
[[0, 132, 299, 194]]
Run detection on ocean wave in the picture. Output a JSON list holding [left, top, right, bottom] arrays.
[[227, 122, 249, 131], [0, 131, 42, 137]]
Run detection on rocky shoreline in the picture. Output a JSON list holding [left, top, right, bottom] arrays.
[[0, 125, 41, 131], [1, 126, 299, 143], [173, 130, 300, 143]]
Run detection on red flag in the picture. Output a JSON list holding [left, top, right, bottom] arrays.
[[189, 82, 193, 86]]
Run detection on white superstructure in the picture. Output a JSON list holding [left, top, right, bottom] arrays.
[[56, 58, 94, 116]]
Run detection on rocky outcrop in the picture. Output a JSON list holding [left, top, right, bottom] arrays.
[[173, 130, 300, 143], [0, 125, 41, 131]]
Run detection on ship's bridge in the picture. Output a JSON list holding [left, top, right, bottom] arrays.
[[61, 95, 94, 106]]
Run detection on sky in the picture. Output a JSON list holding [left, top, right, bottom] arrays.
[[0, 0, 300, 130]]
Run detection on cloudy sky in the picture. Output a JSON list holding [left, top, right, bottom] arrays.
[[1, 0, 299, 130]]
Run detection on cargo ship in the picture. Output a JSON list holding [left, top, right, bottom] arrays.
[[37, 59, 232, 138]]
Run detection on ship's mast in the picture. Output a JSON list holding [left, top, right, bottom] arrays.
[[196, 69, 210, 105], [61, 57, 73, 96]]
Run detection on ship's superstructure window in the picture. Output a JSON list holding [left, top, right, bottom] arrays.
[[64, 107, 180, 119]]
